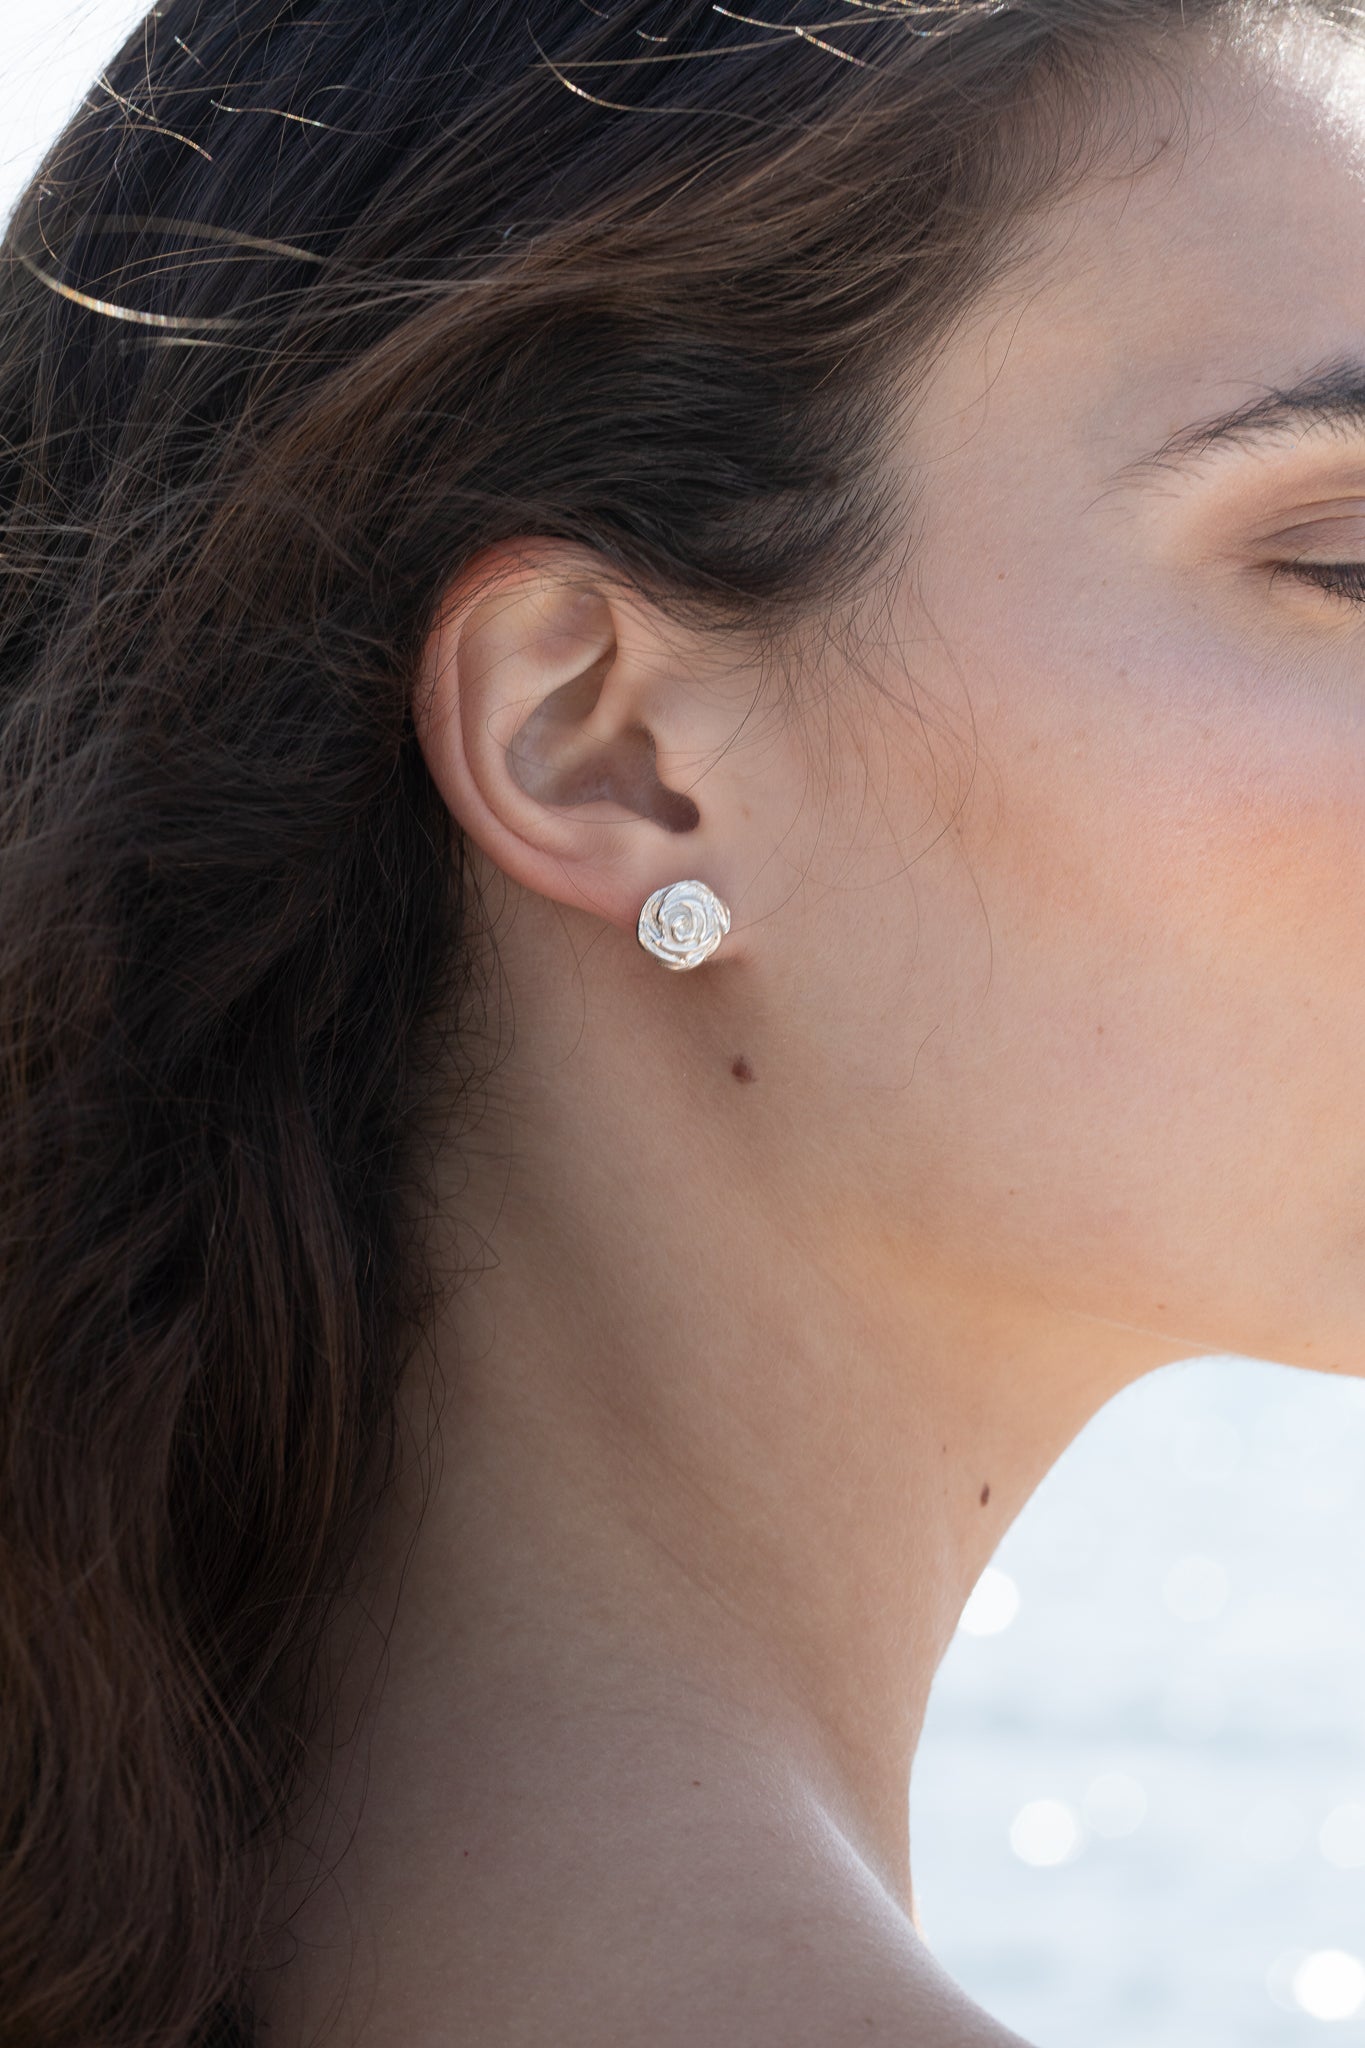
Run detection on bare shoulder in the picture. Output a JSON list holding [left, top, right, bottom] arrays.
[[871, 1929, 1041, 2048], [409, 1873, 1039, 2048], [442, 1828, 1036, 2048], [734, 1868, 1039, 2048], [253, 1745, 1037, 2048]]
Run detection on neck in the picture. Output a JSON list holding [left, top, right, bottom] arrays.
[[362, 954, 1174, 1911], [254, 923, 1192, 2045]]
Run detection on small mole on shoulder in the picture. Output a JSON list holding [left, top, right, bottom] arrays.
[[731, 1054, 756, 1083], [980, 1483, 991, 1506]]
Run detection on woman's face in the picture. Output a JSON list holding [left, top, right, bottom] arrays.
[[789, 13, 1365, 1375]]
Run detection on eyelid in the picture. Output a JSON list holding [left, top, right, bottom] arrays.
[[1243, 503, 1365, 608], [1252, 504, 1365, 554], [1269, 558, 1365, 610]]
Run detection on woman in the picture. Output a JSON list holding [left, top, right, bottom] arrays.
[[4, 0, 1364, 2041]]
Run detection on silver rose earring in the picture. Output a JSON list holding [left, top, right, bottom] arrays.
[[636, 878, 731, 971]]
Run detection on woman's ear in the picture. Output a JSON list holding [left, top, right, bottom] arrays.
[[412, 543, 753, 942]]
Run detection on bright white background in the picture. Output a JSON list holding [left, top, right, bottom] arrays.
[[0, 2, 154, 227], [7, 7, 1365, 2044]]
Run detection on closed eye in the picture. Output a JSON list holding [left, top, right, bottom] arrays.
[[1275, 559, 1365, 604]]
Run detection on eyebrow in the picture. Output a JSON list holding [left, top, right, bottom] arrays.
[[1106, 356, 1365, 486]]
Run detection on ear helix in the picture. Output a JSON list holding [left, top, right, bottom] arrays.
[[636, 879, 731, 971]]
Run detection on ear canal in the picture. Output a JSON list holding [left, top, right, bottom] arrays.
[[510, 690, 700, 832]]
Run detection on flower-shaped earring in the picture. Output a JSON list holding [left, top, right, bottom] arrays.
[[636, 878, 731, 971]]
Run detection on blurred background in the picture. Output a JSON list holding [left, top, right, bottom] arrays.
[[915, 1354, 1365, 2046], [6, 6, 1365, 2044]]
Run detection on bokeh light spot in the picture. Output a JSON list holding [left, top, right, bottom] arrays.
[[1083, 1771, 1148, 1838], [1009, 1798, 1082, 1868], [957, 1566, 1020, 1637], [1293, 1949, 1365, 2021], [1319, 1803, 1365, 1869]]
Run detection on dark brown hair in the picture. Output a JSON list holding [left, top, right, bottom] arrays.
[[0, 2, 1352, 2042]]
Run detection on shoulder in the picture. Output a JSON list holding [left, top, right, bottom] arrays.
[[741, 1872, 1038, 2048], [516, 1825, 1042, 2048]]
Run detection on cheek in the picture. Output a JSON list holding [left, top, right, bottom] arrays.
[[894, 639, 1365, 1316], [935, 584, 1363, 962]]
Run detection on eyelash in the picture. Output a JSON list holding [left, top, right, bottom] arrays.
[[1276, 560, 1365, 605]]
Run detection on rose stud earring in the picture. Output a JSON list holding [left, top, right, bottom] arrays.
[[636, 878, 731, 971]]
